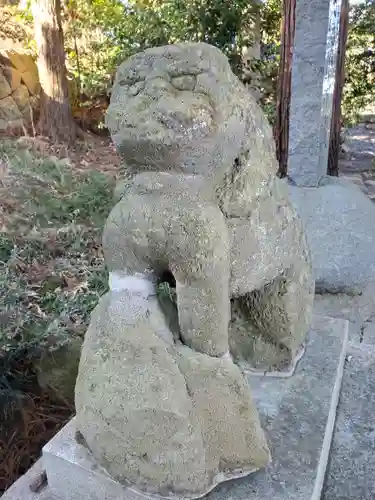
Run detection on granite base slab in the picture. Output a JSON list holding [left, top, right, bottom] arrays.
[[207, 314, 348, 500], [42, 314, 348, 500], [323, 343, 375, 500]]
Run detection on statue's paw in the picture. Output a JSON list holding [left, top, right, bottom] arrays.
[[174, 345, 271, 479]]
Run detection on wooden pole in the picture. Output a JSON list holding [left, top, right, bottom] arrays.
[[274, 0, 296, 178], [327, 0, 349, 176]]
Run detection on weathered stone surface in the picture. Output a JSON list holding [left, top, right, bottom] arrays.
[[43, 419, 260, 500], [323, 344, 375, 500], [35, 336, 82, 401], [75, 42, 314, 499], [0, 50, 40, 133], [103, 173, 231, 358], [0, 95, 22, 127], [175, 346, 270, 476], [289, 176, 375, 293], [76, 289, 209, 497], [104, 42, 314, 372], [47, 314, 347, 500], [0, 458, 50, 500], [11, 83, 29, 110], [314, 281, 375, 329], [0, 119, 24, 133], [106, 43, 249, 180], [1, 50, 35, 75], [312, 276, 375, 500], [1, 63, 21, 90], [75, 285, 269, 498], [21, 69, 40, 96], [0, 68, 11, 98]]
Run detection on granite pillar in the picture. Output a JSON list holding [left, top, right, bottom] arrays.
[[285, 0, 375, 292], [288, 0, 342, 186]]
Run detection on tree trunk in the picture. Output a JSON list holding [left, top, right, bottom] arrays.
[[327, 0, 349, 176], [274, 0, 296, 178], [31, 0, 77, 144]]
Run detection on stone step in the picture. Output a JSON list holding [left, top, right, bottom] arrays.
[[306, 289, 375, 499], [207, 315, 349, 500], [322, 342, 375, 500]]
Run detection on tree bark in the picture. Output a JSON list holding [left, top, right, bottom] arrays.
[[32, 0, 77, 144], [274, 0, 296, 178], [327, 0, 349, 176]]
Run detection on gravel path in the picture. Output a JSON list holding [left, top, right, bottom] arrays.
[[340, 121, 375, 201]]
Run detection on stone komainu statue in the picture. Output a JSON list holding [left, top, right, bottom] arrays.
[[75, 43, 314, 498]]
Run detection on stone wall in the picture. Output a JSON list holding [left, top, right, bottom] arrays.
[[0, 49, 40, 134]]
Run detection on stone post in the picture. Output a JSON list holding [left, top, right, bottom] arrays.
[[288, 0, 342, 186], [287, 1, 375, 294]]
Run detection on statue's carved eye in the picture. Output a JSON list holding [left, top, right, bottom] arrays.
[[171, 75, 196, 91]]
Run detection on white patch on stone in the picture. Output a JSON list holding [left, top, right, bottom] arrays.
[[109, 271, 155, 297], [220, 350, 232, 360]]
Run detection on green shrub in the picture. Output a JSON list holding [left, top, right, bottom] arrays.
[[0, 141, 114, 393]]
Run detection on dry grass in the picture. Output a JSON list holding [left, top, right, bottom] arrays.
[[0, 135, 119, 493]]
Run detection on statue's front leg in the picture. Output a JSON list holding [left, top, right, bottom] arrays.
[[169, 202, 231, 358], [103, 190, 231, 357]]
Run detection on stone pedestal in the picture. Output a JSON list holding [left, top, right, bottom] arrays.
[[39, 314, 348, 500], [288, 0, 342, 187]]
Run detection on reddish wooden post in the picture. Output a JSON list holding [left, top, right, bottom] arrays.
[[327, 0, 349, 176], [274, 0, 296, 178]]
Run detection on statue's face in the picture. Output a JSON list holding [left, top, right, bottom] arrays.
[[106, 43, 247, 174]]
